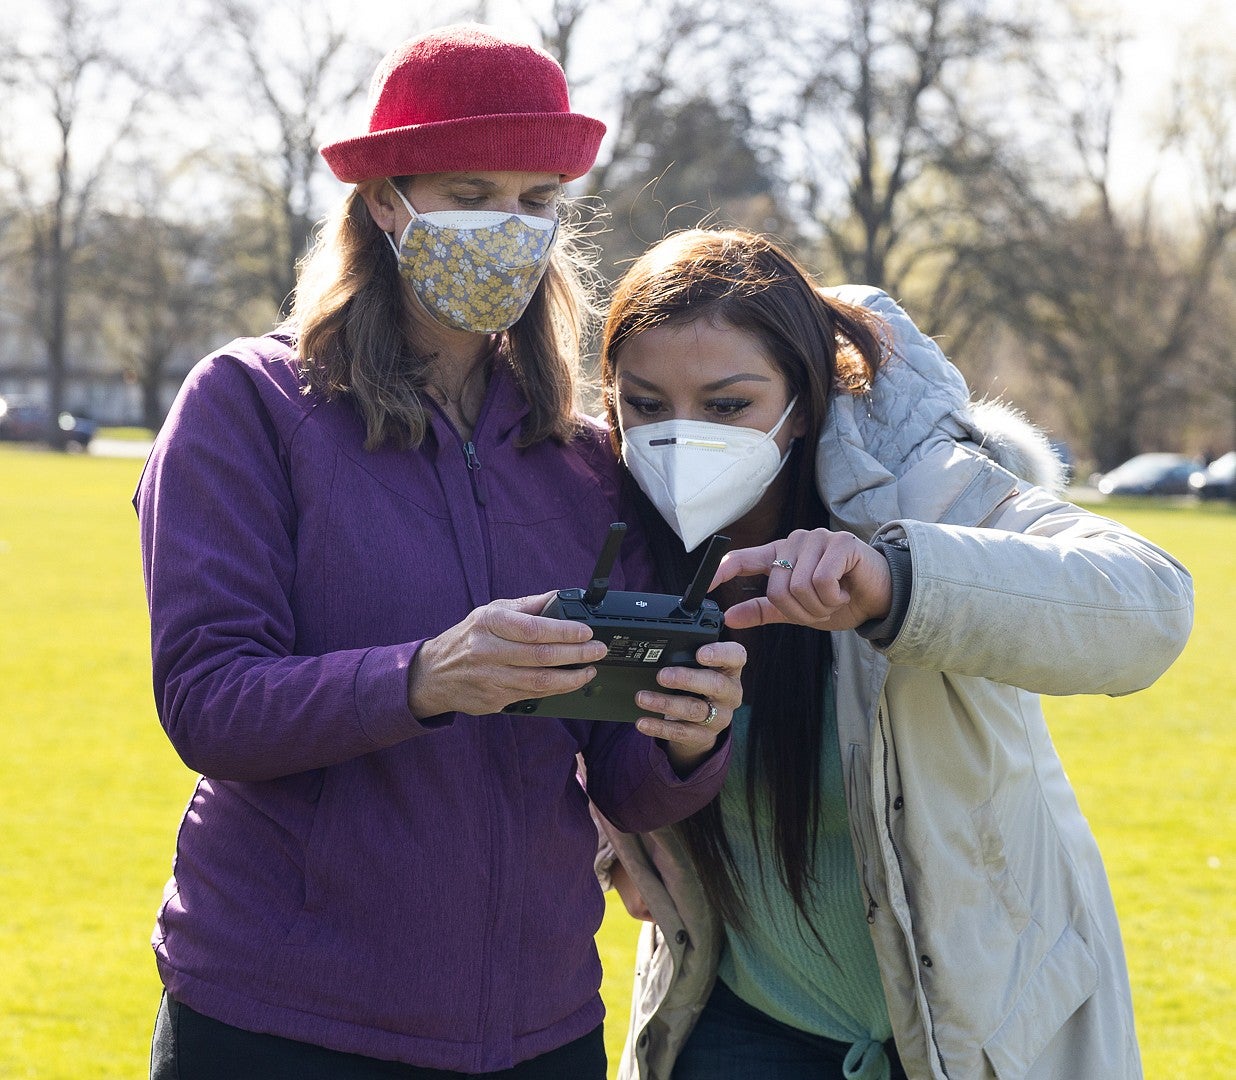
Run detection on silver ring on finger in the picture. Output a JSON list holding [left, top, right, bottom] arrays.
[[772, 558, 794, 571], [702, 700, 718, 726]]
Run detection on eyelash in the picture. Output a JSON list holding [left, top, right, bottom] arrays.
[[621, 396, 754, 419], [709, 398, 753, 417], [451, 195, 557, 211]]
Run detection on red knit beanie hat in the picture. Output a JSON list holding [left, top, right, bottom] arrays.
[[320, 24, 605, 183]]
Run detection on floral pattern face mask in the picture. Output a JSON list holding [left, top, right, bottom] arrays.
[[385, 181, 558, 334]]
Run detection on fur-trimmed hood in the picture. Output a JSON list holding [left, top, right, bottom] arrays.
[[966, 398, 1067, 493], [817, 286, 1066, 540]]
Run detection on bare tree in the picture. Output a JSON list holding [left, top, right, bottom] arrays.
[[89, 155, 226, 428], [0, 0, 147, 442], [1193, 276, 1236, 464], [530, 0, 790, 272], [1170, 37, 1236, 458], [782, 0, 1040, 294], [532, 0, 591, 76], [200, 0, 378, 316], [977, 26, 1236, 469], [524, 0, 1073, 379]]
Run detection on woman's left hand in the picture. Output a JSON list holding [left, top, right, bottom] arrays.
[[712, 528, 893, 632], [633, 640, 746, 775]]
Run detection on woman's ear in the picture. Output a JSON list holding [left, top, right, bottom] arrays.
[[603, 384, 625, 434], [789, 398, 809, 440], [358, 179, 399, 233]]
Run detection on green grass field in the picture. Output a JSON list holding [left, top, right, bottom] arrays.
[[0, 444, 1231, 1078]]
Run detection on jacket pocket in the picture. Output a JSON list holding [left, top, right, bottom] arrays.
[[981, 924, 1098, 1078], [281, 769, 331, 946]]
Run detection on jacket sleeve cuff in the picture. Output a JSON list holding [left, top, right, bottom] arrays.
[[857, 540, 913, 647], [354, 641, 456, 746], [605, 726, 732, 834], [654, 724, 732, 783]]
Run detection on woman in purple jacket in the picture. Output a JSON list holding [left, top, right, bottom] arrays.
[[136, 25, 741, 1080]]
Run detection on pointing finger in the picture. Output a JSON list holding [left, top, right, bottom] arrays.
[[710, 545, 779, 589]]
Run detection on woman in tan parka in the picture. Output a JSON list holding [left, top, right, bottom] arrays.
[[595, 228, 1193, 1080]]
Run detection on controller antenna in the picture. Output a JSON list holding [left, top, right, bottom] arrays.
[[582, 523, 628, 605], [678, 534, 730, 614]]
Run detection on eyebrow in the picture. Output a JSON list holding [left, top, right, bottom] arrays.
[[619, 372, 773, 392], [438, 175, 562, 197]]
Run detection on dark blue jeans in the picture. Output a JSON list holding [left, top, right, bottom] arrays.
[[672, 979, 908, 1080], [150, 991, 606, 1080]]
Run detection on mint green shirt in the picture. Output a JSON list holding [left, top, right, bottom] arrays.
[[715, 684, 894, 1080]]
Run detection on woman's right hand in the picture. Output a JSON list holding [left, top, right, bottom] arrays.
[[406, 592, 610, 718], [712, 528, 893, 632]]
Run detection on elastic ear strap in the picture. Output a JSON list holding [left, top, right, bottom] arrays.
[[385, 180, 417, 254], [387, 178, 417, 218], [769, 395, 798, 438]]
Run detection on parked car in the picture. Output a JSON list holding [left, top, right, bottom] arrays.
[[1094, 452, 1204, 496], [1189, 451, 1235, 501], [0, 394, 97, 450]]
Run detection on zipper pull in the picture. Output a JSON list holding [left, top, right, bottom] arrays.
[[463, 441, 486, 505], [866, 896, 878, 924]]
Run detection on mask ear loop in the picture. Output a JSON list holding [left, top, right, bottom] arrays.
[[384, 179, 419, 255], [388, 179, 418, 217], [769, 395, 799, 439], [768, 396, 800, 472]]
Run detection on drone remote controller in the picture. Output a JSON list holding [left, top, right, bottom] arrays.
[[503, 523, 728, 723]]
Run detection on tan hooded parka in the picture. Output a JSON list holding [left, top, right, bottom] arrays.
[[602, 288, 1192, 1080]]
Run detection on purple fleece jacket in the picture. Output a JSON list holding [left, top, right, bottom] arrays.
[[134, 335, 729, 1071]]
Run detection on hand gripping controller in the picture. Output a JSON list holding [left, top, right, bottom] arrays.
[[503, 523, 729, 722]]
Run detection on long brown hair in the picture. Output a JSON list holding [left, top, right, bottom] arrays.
[[289, 181, 599, 451], [601, 228, 887, 941]]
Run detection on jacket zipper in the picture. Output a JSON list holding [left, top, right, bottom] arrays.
[[878, 707, 907, 909], [846, 742, 880, 924], [463, 440, 487, 505]]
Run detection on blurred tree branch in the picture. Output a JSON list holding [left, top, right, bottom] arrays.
[[0, 0, 150, 440]]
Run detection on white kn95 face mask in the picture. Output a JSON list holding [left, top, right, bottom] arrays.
[[621, 398, 798, 551]]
